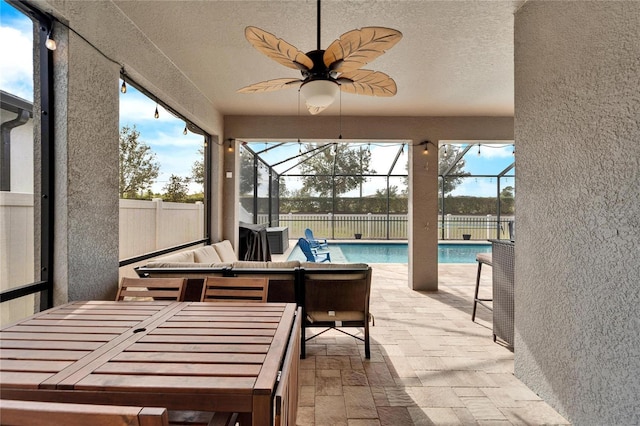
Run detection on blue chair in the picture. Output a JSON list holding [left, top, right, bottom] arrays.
[[304, 228, 329, 250], [298, 238, 331, 263]]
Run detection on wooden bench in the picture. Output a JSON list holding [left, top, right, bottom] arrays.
[[0, 399, 169, 426]]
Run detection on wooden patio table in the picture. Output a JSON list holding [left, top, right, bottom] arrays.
[[0, 300, 300, 426]]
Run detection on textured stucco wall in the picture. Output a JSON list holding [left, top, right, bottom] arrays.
[[224, 115, 514, 291], [37, 0, 225, 301], [514, 2, 640, 424]]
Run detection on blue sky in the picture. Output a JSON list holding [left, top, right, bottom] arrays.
[[2, 0, 514, 198], [247, 140, 515, 197]]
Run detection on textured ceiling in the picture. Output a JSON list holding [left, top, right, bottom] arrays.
[[113, 0, 523, 117]]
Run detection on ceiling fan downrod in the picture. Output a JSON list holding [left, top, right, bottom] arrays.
[[317, 0, 321, 51]]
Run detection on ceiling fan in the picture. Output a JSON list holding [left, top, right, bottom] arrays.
[[237, 0, 402, 115]]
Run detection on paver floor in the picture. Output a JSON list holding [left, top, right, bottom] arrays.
[[296, 263, 570, 425]]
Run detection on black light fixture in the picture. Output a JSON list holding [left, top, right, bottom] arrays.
[[120, 69, 127, 94], [420, 140, 435, 155], [183, 124, 188, 135], [227, 139, 234, 153], [154, 100, 159, 119]]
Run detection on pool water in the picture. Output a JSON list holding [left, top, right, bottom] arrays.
[[288, 242, 491, 263]]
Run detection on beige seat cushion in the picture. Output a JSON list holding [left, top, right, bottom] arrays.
[[476, 253, 492, 265], [193, 245, 222, 263], [212, 240, 237, 262], [145, 261, 231, 268], [232, 260, 300, 269], [153, 250, 195, 263]]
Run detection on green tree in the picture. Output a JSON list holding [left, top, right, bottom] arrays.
[[240, 149, 257, 196], [163, 174, 190, 202], [191, 147, 204, 186], [119, 125, 160, 198], [500, 186, 514, 198], [438, 144, 470, 195], [299, 143, 374, 197]]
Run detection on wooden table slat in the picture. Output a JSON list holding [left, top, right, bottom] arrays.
[[0, 349, 90, 361], [139, 335, 272, 344], [0, 372, 56, 388], [36, 314, 158, 321], [0, 360, 74, 373], [0, 340, 104, 351], [159, 321, 278, 329], [151, 327, 275, 336], [74, 374, 257, 393], [22, 320, 145, 327], [93, 362, 261, 376], [0, 332, 119, 342], [125, 343, 270, 354], [111, 351, 266, 364], [2, 325, 130, 334]]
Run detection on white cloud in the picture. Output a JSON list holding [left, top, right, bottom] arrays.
[[0, 25, 33, 100], [119, 95, 179, 124]]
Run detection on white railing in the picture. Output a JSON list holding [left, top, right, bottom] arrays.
[[259, 213, 514, 240]]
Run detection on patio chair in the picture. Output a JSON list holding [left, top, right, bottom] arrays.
[[304, 228, 329, 250], [200, 276, 269, 302], [298, 238, 331, 263], [116, 277, 187, 301], [301, 266, 373, 358]]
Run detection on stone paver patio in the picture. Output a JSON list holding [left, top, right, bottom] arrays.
[[295, 263, 570, 425]]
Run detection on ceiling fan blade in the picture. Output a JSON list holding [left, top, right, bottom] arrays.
[[245, 26, 314, 71], [339, 70, 397, 97], [237, 78, 302, 94], [323, 27, 402, 73]]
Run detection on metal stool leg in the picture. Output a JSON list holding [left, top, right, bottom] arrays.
[[472, 256, 493, 322], [472, 261, 482, 321]]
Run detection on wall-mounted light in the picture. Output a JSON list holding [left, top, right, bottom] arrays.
[[227, 139, 234, 153], [120, 68, 127, 93], [154, 101, 159, 119], [419, 140, 435, 155], [45, 28, 57, 50]]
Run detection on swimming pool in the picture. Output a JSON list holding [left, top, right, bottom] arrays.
[[288, 242, 491, 263]]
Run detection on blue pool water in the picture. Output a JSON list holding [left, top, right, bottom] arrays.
[[288, 242, 491, 263]]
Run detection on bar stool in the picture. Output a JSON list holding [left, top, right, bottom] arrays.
[[472, 252, 493, 321]]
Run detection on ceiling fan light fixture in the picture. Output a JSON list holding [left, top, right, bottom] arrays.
[[300, 80, 339, 110]]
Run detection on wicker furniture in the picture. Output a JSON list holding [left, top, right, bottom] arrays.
[[489, 239, 514, 347]]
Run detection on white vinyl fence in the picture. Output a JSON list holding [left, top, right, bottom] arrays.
[[119, 198, 205, 259], [260, 213, 514, 240]]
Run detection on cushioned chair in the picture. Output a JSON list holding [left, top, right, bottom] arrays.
[[304, 228, 329, 250], [301, 266, 373, 358], [298, 238, 330, 262], [201, 276, 269, 302], [116, 277, 187, 301]]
